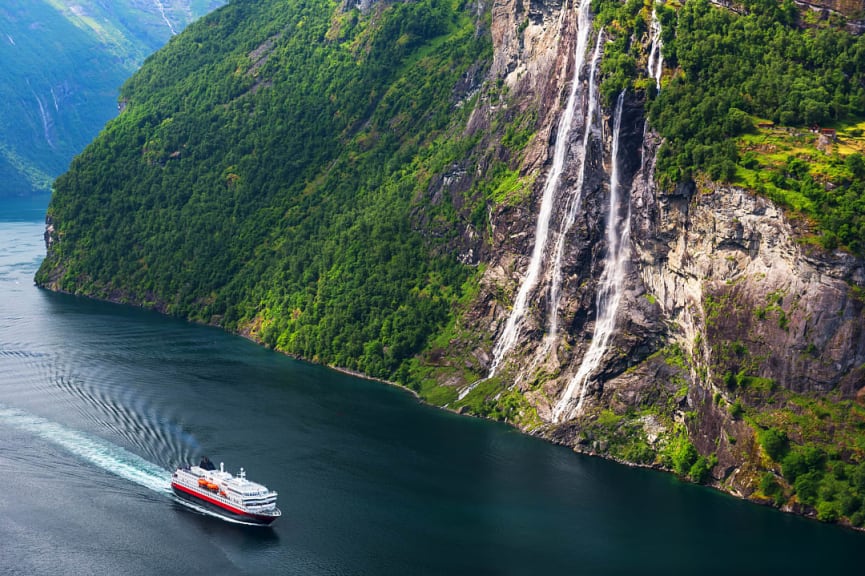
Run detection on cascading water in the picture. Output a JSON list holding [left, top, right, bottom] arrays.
[[481, 0, 594, 384], [552, 91, 629, 423], [152, 0, 178, 35], [647, 6, 663, 90], [546, 29, 605, 342]]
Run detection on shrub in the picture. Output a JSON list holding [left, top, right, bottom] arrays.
[[852, 461, 865, 492], [729, 398, 744, 419], [794, 471, 822, 506], [782, 445, 827, 482], [760, 472, 781, 496], [758, 427, 789, 462], [839, 488, 862, 517], [689, 454, 717, 484], [816, 500, 840, 523], [663, 432, 699, 477]]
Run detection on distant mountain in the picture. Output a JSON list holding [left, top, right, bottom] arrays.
[[0, 0, 224, 197]]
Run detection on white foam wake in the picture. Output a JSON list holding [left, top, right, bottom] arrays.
[[0, 404, 172, 494]]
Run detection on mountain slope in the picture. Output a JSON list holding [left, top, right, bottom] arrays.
[[0, 0, 223, 196], [38, 0, 492, 379], [38, 0, 865, 527]]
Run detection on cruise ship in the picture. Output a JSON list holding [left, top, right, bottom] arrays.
[[171, 457, 281, 525]]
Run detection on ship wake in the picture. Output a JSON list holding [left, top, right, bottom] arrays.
[[0, 404, 172, 494]]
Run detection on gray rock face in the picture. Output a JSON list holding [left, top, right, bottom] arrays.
[[438, 0, 865, 495]]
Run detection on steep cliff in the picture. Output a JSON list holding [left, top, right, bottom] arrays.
[[37, 0, 865, 526], [416, 0, 865, 524]]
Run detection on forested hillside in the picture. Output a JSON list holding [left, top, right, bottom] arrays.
[[38, 0, 492, 379], [0, 0, 222, 197]]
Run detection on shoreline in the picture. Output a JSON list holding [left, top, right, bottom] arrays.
[[30, 283, 865, 535]]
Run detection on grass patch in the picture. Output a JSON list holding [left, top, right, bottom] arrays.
[[735, 118, 865, 254]]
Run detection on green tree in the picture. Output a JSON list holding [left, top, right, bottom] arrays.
[[758, 427, 789, 462]]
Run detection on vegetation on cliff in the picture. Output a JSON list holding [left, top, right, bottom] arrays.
[[665, 0, 865, 255], [591, 0, 865, 253], [547, 0, 865, 525]]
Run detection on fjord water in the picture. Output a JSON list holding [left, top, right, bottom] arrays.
[[0, 199, 861, 575]]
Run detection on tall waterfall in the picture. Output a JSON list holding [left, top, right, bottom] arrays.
[[552, 91, 629, 423], [647, 6, 663, 90], [547, 29, 605, 342], [484, 0, 594, 381]]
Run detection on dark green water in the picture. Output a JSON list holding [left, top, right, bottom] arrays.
[[0, 197, 862, 575]]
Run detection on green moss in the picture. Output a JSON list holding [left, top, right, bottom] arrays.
[[501, 109, 538, 153], [418, 379, 458, 406], [584, 409, 658, 465], [661, 425, 699, 477], [488, 167, 535, 206], [662, 343, 690, 371], [454, 376, 504, 413]]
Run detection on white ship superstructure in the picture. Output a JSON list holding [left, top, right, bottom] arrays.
[[171, 458, 281, 525]]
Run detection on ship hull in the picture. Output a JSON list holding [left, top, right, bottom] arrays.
[[172, 483, 279, 526]]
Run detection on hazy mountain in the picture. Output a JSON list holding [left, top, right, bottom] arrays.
[[0, 0, 224, 196]]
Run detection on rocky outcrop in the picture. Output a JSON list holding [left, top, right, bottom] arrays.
[[794, 0, 865, 34], [432, 0, 865, 504], [633, 153, 865, 394], [630, 151, 865, 487], [796, 0, 865, 20]]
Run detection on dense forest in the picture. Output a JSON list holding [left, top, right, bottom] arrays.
[[38, 0, 865, 383], [38, 0, 491, 380]]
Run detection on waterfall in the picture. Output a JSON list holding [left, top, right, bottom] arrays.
[[647, 6, 663, 91], [482, 0, 594, 382], [546, 29, 604, 342], [552, 91, 629, 423], [152, 0, 178, 36]]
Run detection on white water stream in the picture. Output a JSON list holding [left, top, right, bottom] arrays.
[[552, 91, 629, 423], [152, 0, 178, 36], [647, 6, 663, 90], [546, 29, 604, 342], [482, 0, 594, 383]]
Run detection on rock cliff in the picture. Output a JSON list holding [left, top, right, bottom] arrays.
[[431, 0, 865, 513]]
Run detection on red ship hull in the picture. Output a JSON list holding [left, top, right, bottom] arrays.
[[172, 482, 279, 526]]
